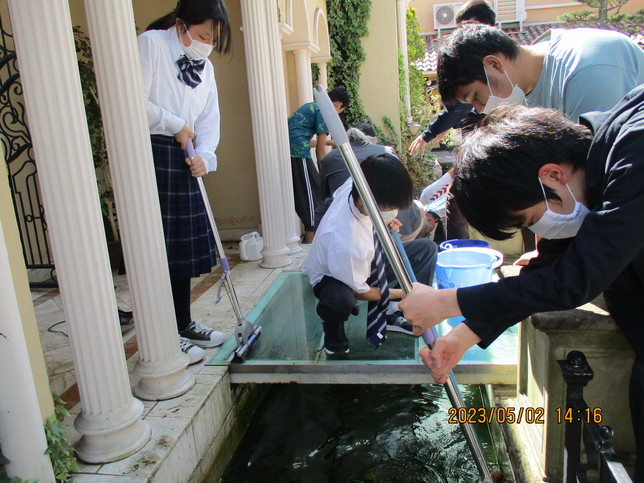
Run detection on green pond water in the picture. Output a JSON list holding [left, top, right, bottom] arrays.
[[219, 383, 507, 483]]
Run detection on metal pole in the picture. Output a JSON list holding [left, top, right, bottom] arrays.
[[314, 86, 492, 482]]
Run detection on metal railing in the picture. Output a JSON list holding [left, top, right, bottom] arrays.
[[558, 350, 632, 482], [0, 14, 56, 288]]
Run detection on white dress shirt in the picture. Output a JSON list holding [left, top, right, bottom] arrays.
[[302, 179, 375, 293], [137, 26, 220, 172]]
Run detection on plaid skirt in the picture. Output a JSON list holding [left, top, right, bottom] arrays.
[[151, 135, 217, 279]]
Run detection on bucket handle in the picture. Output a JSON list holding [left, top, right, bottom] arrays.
[[473, 247, 504, 269], [441, 247, 504, 269]]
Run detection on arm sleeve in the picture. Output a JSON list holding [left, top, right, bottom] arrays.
[[421, 103, 473, 142], [420, 172, 452, 205], [315, 106, 330, 135], [462, 238, 571, 346], [193, 67, 220, 172], [458, 134, 644, 342], [137, 34, 185, 134]]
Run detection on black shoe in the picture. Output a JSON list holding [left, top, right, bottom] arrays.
[[118, 309, 134, 334], [324, 345, 350, 359], [386, 311, 413, 335], [179, 321, 226, 348]]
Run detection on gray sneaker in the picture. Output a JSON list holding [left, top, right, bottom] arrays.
[[179, 337, 206, 365], [179, 321, 226, 348], [386, 311, 413, 335]]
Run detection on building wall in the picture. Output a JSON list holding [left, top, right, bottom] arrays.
[[360, 0, 403, 140], [410, 0, 644, 33]]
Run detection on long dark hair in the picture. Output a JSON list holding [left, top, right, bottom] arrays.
[[146, 0, 231, 54]]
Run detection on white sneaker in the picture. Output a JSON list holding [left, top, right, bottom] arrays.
[[179, 337, 206, 365], [179, 321, 226, 348]]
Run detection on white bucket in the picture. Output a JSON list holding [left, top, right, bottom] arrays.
[[240, 232, 263, 261]]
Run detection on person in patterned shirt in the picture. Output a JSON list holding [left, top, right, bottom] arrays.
[[288, 87, 349, 243]]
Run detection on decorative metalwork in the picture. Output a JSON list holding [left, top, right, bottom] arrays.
[[0, 13, 56, 288], [558, 350, 632, 482]]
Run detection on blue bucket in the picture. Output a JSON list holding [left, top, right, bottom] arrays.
[[439, 238, 490, 251], [436, 249, 497, 290], [436, 249, 497, 327]]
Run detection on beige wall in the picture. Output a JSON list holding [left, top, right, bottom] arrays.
[[204, 2, 260, 236], [410, 0, 644, 33], [360, 1, 402, 142], [0, 146, 54, 421]]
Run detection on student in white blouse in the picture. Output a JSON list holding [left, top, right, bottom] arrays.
[[302, 153, 427, 355], [137, 0, 230, 364]]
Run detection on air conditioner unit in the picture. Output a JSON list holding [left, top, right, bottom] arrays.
[[433, 2, 463, 30], [493, 0, 526, 25]]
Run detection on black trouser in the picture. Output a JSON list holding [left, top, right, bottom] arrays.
[[291, 156, 321, 232], [171, 277, 191, 331], [631, 358, 644, 481], [313, 276, 355, 351]]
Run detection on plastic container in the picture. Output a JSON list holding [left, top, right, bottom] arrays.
[[436, 248, 498, 327], [239, 232, 263, 261], [439, 238, 490, 251], [436, 249, 497, 290]]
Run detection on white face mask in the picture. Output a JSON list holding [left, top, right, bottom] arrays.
[[379, 209, 398, 225], [528, 179, 590, 239], [180, 25, 214, 60], [482, 67, 526, 114]]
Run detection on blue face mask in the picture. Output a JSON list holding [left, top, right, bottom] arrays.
[[528, 178, 590, 239]]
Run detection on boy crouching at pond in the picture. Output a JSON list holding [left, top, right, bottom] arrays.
[[302, 152, 417, 356]]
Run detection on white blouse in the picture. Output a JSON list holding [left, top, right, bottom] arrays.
[[137, 26, 220, 172], [302, 179, 375, 293]]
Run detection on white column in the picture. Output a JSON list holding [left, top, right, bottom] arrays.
[[83, 0, 194, 401], [293, 48, 314, 106], [241, 0, 292, 269], [0, 223, 54, 482], [397, 0, 412, 123], [316, 60, 328, 89], [265, 1, 302, 255], [7, 0, 150, 463]]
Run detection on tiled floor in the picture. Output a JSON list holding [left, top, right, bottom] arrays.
[[31, 242, 309, 407]]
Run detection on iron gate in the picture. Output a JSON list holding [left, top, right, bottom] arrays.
[[0, 14, 56, 288]]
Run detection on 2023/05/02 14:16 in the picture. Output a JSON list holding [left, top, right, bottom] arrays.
[[555, 407, 603, 424], [448, 406, 546, 424]]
